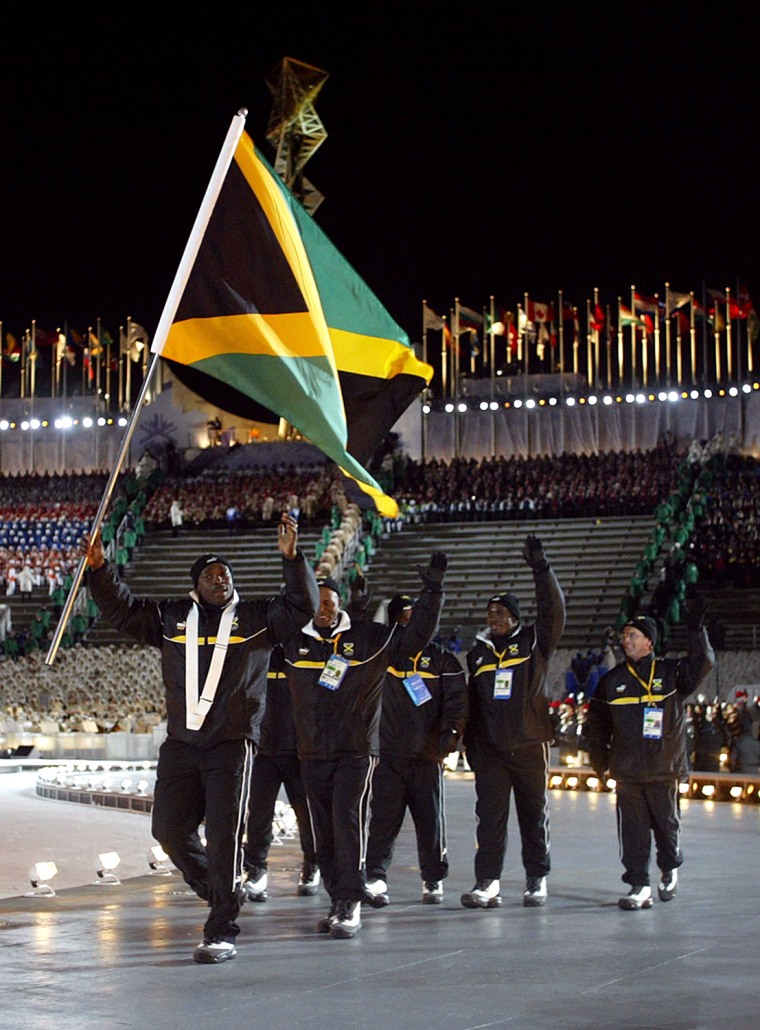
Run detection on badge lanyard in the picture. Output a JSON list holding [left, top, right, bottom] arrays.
[[626, 658, 663, 739], [492, 646, 513, 700], [185, 600, 237, 730]]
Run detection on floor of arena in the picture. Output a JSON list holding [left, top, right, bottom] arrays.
[[1, 767, 758, 1030]]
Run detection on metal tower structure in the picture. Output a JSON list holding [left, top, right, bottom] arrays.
[[265, 56, 329, 215]]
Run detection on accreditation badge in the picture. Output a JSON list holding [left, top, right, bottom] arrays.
[[403, 673, 432, 706], [642, 706, 663, 739], [493, 667, 513, 699], [319, 654, 350, 691]]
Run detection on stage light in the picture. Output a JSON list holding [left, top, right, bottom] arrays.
[[549, 774, 564, 788], [25, 861, 58, 897], [148, 845, 172, 875], [566, 776, 579, 789], [729, 786, 744, 799], [135, 780, 149, 795], [120, 778, 133, 792], [96, 851, 122, 885], [701, 784, 716, 797], [586, 775, 600, 789], [679, 781, 690, 795]]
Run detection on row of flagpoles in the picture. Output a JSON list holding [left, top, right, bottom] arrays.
[[0, 317, 151, 409], [423, 282, 759, 398]]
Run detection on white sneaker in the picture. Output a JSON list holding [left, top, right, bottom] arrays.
[[422, 880, 444, 904], [329, 899, 362, 938], [193, 938, 237, 964], [364, 878, 390, 908], [297, 863, 321, 897], [619, 884, 653, 910], [523, 876, 547, 907], [242, 869, 267, 903], [461, 879, 502, 909], [657, 868, 678, 902]]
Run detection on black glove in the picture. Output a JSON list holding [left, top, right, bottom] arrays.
[[685, 596, 708, 631], [438, 727, 459, 758], [522, 534, 548, 571], [416, 551, 447, 592], [348, 574, 370, 621]]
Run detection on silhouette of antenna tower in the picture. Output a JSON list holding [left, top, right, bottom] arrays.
[[265, 56, 329, 215]]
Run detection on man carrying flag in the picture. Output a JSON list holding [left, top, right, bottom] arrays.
[[79, 514, 318, 964]]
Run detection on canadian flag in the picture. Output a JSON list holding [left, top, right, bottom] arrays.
[[526, 300, 553, 323]]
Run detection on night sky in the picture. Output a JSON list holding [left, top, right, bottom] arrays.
[[2, 4, 758, 355]]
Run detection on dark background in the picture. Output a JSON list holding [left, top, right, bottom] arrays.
[[2, 3, 758, 352]]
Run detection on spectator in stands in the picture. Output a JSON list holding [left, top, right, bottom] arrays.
[[461, 535, 565, 911], [79, 512, 318, 966], [17, 565, 34, 595], [692, 703, 731, 771], [364, 592, 467, 908], [729, 708, 760, 773], [170, 499, 183, 538], [586, 604, 715, 911]]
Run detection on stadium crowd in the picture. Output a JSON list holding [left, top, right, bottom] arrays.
[[1, 438, 760, 762]]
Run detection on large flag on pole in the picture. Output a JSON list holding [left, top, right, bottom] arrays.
[[152, 110, 432, 517]]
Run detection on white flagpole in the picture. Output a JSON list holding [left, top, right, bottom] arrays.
[[152, 109, 248, 356], [46, 108, 248, 666]]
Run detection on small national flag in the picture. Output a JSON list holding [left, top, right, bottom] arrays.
[[423, 304, 444, 331], [590, 304, 605, 332], [666, 287, 691, 312], [634, 291, 663, 315], [121, 322, 150, 362], [457, 303, 484, 326], [4, 332, 20, 361], [526, 300, 554, 323], [485, 313, 505, 336], [619, 304, 646, 328]]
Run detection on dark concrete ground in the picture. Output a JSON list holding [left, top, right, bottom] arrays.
[[1, 767, 758, 1030]]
